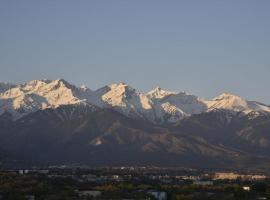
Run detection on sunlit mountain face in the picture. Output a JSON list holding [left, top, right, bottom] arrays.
[[1, 79, 270, 123], [1, 79, 270, 169]]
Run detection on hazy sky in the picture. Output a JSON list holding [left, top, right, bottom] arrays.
[[0, 0, 270, 103]]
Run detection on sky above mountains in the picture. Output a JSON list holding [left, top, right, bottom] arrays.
[[0, 0, 270, 103]]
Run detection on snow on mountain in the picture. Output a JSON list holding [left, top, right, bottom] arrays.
[[92, 83, 155, 120], [91, 84, 206, 123], [147, 87, 177, 99], [146, 87, 208, 122], [0, 79, 95, 118], [0, 79, 270, 122], [206, 93, 270, 113]]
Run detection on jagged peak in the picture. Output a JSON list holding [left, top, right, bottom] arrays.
[[147, 87, 176, 98], [109, 82, 130, 89], [23, 78, 70, 87], [207, 92, 252, 113], [8, 79, 77, 95], [214, 92, 243, 100], [1, 79, 270, 123], [20, 79, 50, 86], [107, 82, 137, 94], [51, 78, 72, 87], [21, 79, 50, 90], [174, 91, 200, 99], [44, 79, 83, 95], [28, 79, 51, 84]]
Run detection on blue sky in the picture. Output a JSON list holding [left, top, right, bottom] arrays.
[[0, 0, 270, 102]]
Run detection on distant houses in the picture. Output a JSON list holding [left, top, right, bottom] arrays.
[[214, 172, 266, 180]]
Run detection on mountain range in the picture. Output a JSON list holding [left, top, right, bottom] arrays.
[[1, 79, 270, 170]]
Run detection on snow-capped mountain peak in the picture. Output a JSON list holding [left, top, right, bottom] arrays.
[[208, 92, 248, 111], [1, 79, 270, 123], [100, 83, 153, 116], [0, 79, 94, 119], [101, 83, 137, 105], [214, 92, 242, 100], [107, 82, 136, 95], [147, 87, 176, 99], [206, 92, 270, 113]]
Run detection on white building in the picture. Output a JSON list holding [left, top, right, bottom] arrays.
[[243, 186, 251, 191]]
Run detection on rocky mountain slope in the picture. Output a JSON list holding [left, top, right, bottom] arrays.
[[0, 79, 270, 169]]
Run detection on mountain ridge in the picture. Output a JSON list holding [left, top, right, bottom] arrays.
[[1, 79, 270, 169], [1, 79, 270, 124], [1, 104, 270, 169], [0, 79, 270, 123]]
